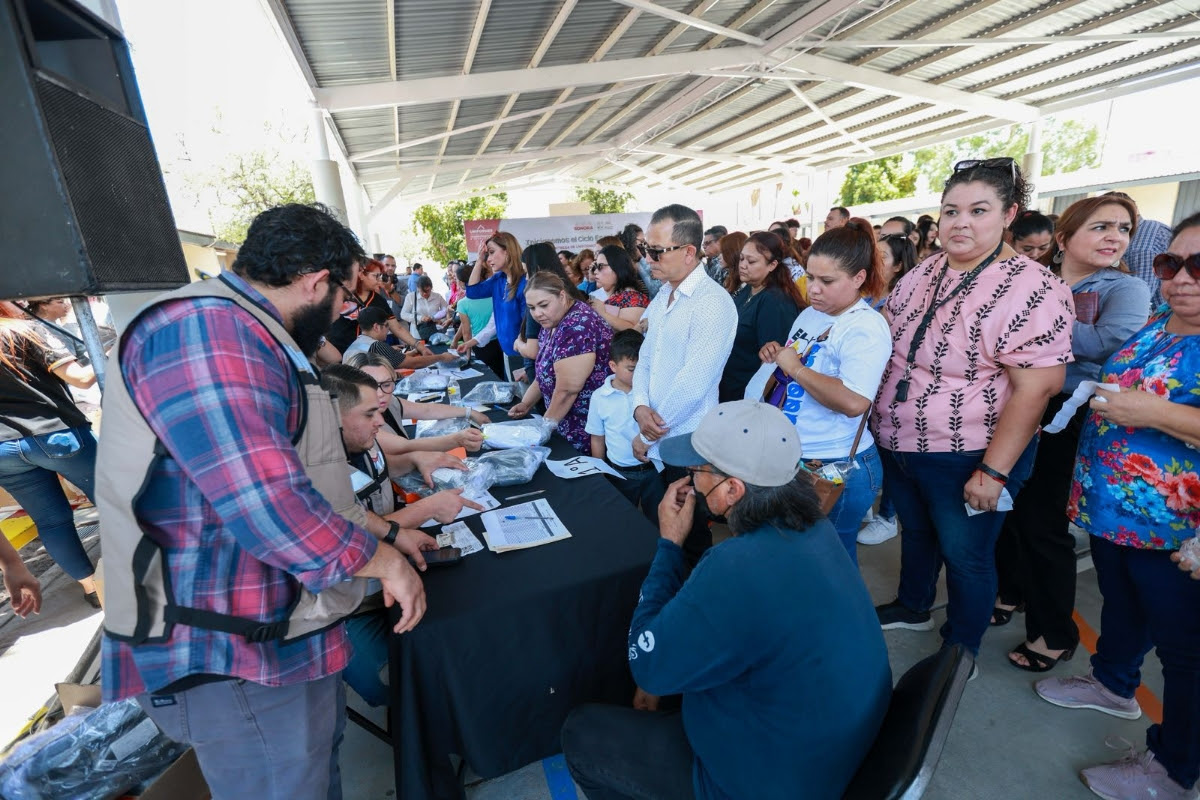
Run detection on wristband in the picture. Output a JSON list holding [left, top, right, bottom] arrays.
[[976, 463, 1008, 485], [383, 521, 400, 545]]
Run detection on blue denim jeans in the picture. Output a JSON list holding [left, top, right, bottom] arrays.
[[0, 426, 97, 579], [818, 445, 884, 567], [881, 438, 1037, 655], [342, 610, 389, 707], [138, 673, 346, 800], [1089, 535, 1200, 789]]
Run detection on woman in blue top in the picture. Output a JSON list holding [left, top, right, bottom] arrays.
[[993, 195, 1150, 674], [1034, 212, 1200, 800], [467, 231, 527, 380]]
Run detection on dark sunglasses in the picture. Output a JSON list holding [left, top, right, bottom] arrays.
[[953, 157, 1017, 181], [591, 263, 605, 273], [1153, 252, 1200, 281], [644, 243, 689, 261]]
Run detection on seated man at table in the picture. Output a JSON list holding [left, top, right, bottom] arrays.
[[321, 365, 481, 705], [561, 400, 892, 800]]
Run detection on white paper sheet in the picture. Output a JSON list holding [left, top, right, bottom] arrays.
[[964, 488, 1014, 517], [419, 491, 500, 528], [480, 499, 572, 552], [435, 522, 484, 556], [1043, 380, 1119, 433], [451, 367, 485, 379], [546, 455, 626, 480]]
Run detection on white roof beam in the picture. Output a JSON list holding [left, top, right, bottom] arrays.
[[429, 0, 493, 191], [770, 53, 1039, 122], [350, 80, 661, 162], [314, 47, 762, 112], [608, 0, 766, 46], [360, 144, 614, 183], [632, 144, 804, 174], [606, 158, 708, 194], [784, 82, 873, 154], [396, 154, 607, 207], [802, 31, 1200, 48]]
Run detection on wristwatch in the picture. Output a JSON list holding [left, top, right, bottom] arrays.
[[383, 521, 400, 545]]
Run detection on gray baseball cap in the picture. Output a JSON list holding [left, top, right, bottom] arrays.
[[658, 400, 802, 487]]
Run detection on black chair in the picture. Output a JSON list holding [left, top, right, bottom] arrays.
[[842, 645, 974, 800]]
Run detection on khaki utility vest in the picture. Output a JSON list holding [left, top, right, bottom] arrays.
[[98, 275, 367, 645]]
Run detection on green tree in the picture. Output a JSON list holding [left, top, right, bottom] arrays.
[[574, 184, 634, 214], [838, 154, 918, 205], [195, 151, 315, 244], [912, 119, 1100, 192], [412, 193, 508, 262]]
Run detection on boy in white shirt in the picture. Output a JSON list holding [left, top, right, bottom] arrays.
[[586, 330, 662, 523]]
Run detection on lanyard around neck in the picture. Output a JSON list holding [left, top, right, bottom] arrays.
[[894, 241, 1004, 403]]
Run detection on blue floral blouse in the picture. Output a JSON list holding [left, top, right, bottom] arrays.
[[1069, 308, 1200, 549]]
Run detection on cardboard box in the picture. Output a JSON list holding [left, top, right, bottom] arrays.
[[53, 683, 210, 800]]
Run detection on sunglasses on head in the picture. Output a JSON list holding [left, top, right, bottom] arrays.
[[1153, 252, 1200, 281], [953, 157, 1018, 182]]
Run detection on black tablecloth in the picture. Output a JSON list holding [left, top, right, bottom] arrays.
[[386, 358, 659, 800]]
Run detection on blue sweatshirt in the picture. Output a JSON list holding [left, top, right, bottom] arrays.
[[466, 273, 527, 357], [628, 521, 891, 800]]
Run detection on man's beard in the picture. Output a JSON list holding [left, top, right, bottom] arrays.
[[292, 282, 338, 356]]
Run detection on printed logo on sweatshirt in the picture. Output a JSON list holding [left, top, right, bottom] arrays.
[[638, 631, 656, 652]]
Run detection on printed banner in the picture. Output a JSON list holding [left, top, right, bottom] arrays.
[[464, 212, 657, 258]]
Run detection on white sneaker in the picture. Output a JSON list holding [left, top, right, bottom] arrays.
[[858, 515, 898, 545]]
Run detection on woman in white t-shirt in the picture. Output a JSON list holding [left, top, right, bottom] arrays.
[[747, 218, 891, 565]]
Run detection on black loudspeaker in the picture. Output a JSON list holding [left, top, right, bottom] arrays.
[[0, 0, 188, 301]]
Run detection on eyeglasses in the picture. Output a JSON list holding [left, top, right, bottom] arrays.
[[953, 157, 1018, 182], [1153, 252, 1200, 281], [685, 466, 718, 477], [377, 379, 396, 392], [878, 232, 908, 242], [591, 263, 606, 273], [643, 243, 689, 261], [336, 281, 364, 311]]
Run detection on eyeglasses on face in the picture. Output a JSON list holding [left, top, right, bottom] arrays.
[[644, 243, 689, 261], [591, 263, 606, 273], [953, 157, 1018, 182], [377, 379, 397, 391], [1153, 252, 1200, 281]]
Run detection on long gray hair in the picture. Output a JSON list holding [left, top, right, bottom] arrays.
[[724, 472, 823, 535]]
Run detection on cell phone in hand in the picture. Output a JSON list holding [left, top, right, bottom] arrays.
[[409, 546, 463, 568]]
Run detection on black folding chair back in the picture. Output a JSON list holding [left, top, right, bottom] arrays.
[[842, 645, 973, 800]]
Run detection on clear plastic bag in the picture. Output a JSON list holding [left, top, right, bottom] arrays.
[[0, 698, 188, 800], [429, 332, 451, 345], [476, 446, 551, 486], [431, 460, 497, 497], [1180, 534, 1200, 571], [395, 371, 450, 392], [482, 418, 552, 449], [462, 381, 519, 405], [414, 416, 471, 439], [394, 471, 437, 499]]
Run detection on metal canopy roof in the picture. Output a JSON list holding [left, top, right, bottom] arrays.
[[263, 0, 1200, 217]]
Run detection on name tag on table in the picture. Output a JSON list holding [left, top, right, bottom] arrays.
[[546, 456, 626, 480]]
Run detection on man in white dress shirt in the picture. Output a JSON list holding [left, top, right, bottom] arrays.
[[631, 204, 737, 564]]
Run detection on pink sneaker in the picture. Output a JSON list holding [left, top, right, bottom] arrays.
[[1080, 741, 1198, 800], [1034, 671, 1142, 720]]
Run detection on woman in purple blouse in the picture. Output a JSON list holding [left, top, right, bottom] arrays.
[[509, 272, 612, 453]]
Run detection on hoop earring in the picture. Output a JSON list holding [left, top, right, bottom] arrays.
[[1052, 250, 1064, 265]]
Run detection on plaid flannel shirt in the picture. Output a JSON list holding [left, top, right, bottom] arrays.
[[101, 274, 377, 701]]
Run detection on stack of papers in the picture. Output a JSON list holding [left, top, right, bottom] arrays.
[[436, 522, 484, 556], [480, 499, 572, 552]]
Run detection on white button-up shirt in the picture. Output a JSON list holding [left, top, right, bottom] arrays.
[[630, 265, 737, 461]]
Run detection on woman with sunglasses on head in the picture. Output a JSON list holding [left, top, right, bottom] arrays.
[[465, 232, 528, 380], [872, 158, 1075, 663], [749, 220, 890, 564], [993, 195, 1150, 673], [588, 245, 650, 333], [719, 231, 806, 403], [1033, 213, 1200, 800]]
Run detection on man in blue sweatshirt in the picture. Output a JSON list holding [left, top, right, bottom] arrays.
[[561, 400, 892, 800]]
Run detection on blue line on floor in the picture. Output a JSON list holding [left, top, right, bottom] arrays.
[[542, 754, 578, 800]]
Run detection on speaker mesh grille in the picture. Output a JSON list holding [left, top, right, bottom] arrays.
[[36, 77, 188, 291]]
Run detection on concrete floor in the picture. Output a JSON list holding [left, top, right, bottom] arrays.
[[1, 512, 1165, 800]]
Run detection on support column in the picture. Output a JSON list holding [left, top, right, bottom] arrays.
[[310, 103, 348, 223], [1023, 120, 1044, 208], [70, 297, 107, 392]]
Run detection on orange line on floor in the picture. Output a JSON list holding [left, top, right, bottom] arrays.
[[1072, 609, 1162, 725]]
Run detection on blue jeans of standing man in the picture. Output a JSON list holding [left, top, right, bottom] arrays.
[[137, 673, 347, 800], [817, 444, 884, 567], [881, 439, 1037, 655], [1088, 535, 1200, 789], [0, 426, 97, 579]]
